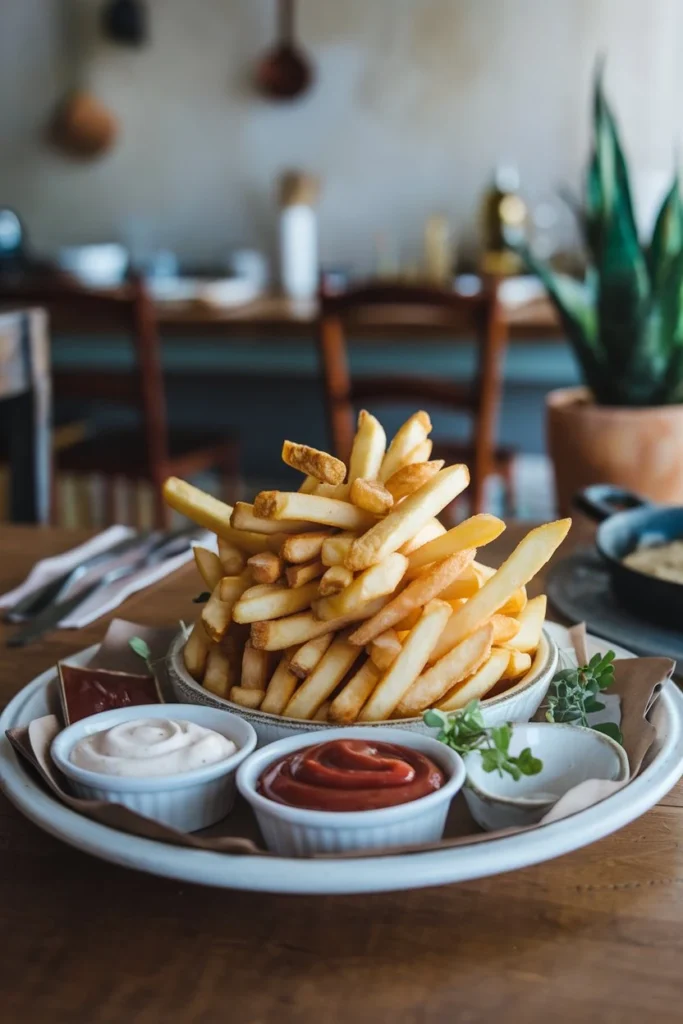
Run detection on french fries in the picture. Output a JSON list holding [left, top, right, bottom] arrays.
[[318, 565, 354, 597], [329, 660, 380, 724], [508, 595, 547, 652], [169, 409, 570, 726], [231, 501, 311, 536], [428, 520, 571, 662], [395, 622, 493, 717], [255, 490, 376, 532], [359, 600, 452, 721], [193, 546, 224, 590], [247, 551, 284, 584], [281, 530, 332, 564], [379, 411, 432, 482], [233, 581, 320, 624], [217, 538, 246, 574], [282, 441, 346, 485], [289, 632, 334, 678], [405, 513, 506, 577], [348, 410, 386, 483], [346, 465, 470, 571], [385, 460, 444, 502], [349, 548, 475, 646], [437, 647, 511, 712], [261, 651, 299, 714], [283, 635, 362, 720], [321, 531, 357, 566], [286, 559, 325, 588], [316, 552, 408, 620], [350, 478, 394, 515]]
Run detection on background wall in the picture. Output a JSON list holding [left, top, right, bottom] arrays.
[[2, 0, 682, 269]]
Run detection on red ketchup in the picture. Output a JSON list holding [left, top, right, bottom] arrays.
[[258, 739, 445, 812]]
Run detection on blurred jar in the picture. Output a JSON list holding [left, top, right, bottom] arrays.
[[480, 164, 528, 276], [278, 171, 320, 300]]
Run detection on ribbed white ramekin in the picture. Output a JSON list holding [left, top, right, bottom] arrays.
[[237, 727, 465, 856], [51, 703, 257, 832]]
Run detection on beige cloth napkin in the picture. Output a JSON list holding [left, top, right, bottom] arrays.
[[4, 619, 675, 859]]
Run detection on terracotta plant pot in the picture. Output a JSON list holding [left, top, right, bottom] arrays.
[[546, 387, 683, 515]]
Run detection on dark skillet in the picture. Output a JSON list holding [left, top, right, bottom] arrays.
[[573, 484, 683, 630]]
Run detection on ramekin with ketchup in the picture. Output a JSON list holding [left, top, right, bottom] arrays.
[[237, 728, 465, 856]]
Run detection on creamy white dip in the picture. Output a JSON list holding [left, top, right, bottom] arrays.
[[70, 718, 237, 777]]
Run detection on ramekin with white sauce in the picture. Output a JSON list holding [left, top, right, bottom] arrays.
[[51, 704, 257, 832]]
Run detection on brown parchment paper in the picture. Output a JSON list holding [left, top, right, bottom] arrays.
[[4, 619, 676, 859]]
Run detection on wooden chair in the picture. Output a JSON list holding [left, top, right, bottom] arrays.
[[0, 276, 239, 527], [317, 281, 512, 515]]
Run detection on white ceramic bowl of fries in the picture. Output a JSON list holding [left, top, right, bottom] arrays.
[[162, 410, 569, 745]]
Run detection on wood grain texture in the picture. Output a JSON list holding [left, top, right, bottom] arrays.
[[0, 521, 681, 1024]]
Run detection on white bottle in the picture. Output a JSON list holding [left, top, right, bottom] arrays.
[[278, 171, 319, 301]]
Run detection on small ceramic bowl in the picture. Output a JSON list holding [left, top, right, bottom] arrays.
[[167, 629, 558, 746], [236, 726, 465, 857], [51, 703, 257, 832], [462, 722, 630, 831]]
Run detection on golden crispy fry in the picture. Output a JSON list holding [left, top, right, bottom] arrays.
[[298, 475, 319, 494], [200, 573, 259, 641], [241, 640, 273, 690], [283, 634, 362, 720], [384, 460, 444, 502], [250, 596, 388, 651], [183, 620, 212, 681], [247, 551, 284, 584], [316, 552, 408, 621], [500, 649, 532, 681], [399, 518, 446, 555], [229, 686, 265, 709], [282, 441, 346, 485], [314, 482, 351, 500], [254, 490, 375, 531], [348, 410, 386, 483], [489, 614, 521, 644], [313, 700, 332, 722], [402, 438, 433, 465], [233, 581, 320, 624], [508, 594, 547, 652], [429, 520, 571, 662], [281, 529, 332, 564], [321, 531, 358, 566], [163, 477, 233, 535], [438, 569, 480, 601], [289, 632, 334, 678], [217, 538, 246, 575], [260, 651, 300, 714], [231, 501, 311, 536], [350, 478, 394, 515], [395, 622, 493, 717], [285, 559, 325, 588], [498, 586, 527, 616], [193, 545, 224, 590], [392, 607, 421, 631], [203, 643, 236, 698], [437, 647, 511, 711], [406, 514, 506, 577], [346, 465, 470, 571], [359, 600, 452, 721], [318, 565, 354, 597], [349, 548, 475, 646], [367, 629, 402, 671], [379, 411, 432, 482], [329, 659, 380, 724]]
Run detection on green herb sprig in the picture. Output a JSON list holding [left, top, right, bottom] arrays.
[[423, 701, 543, 781], [128, 636, 154, 674], [544, 651, 623, 744]]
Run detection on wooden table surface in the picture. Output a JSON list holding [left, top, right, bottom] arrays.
[[0, 523, 681, 1024]]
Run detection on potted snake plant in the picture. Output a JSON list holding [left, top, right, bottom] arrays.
[[522, 72, 683, 515]]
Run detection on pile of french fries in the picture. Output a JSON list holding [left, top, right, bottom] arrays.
[[163, 410, 571, 724]]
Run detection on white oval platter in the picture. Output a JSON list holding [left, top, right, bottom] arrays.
[[0, 624, 682, 895]]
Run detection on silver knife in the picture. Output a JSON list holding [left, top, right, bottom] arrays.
[[7, 533, 197, 648]]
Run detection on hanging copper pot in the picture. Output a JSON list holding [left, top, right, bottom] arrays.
[[255, 0, 314, 101]]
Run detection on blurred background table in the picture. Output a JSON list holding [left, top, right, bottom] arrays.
[[1, 520, 681, 1024]]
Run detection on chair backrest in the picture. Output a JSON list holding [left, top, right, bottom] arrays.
[[317, 280, 507, 512], [0, 274, 169, 471]]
